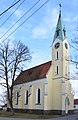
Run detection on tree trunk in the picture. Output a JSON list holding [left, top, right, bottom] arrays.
[[8, 95, 14, 115], [7, 84, 14, 115]]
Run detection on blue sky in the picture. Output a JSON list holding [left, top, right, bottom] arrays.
[[0, 0, 78, 67], [0, 0, 78, 98]]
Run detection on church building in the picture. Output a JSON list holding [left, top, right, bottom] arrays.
[[13, 7, 74, 115]]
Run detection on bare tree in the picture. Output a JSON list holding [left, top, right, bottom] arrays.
[[64, 34, 78, 78], [0, 40, 31, 114]]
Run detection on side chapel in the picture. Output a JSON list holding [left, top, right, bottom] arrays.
[[12, 6, 74, 115]]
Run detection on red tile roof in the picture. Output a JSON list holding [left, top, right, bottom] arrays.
[[14, 61, 52, 85]]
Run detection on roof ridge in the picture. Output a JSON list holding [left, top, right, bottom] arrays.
[[23, 60, 52, 72]]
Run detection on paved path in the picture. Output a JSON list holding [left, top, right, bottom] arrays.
[[0, 114, 78, 120], [48, 114, 78, 120]]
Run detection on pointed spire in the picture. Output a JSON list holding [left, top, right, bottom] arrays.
[[53, 4, 66, 43], [59, 4, 62, 18]]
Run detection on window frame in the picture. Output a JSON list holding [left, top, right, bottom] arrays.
[[56, 66, 59, 75], [56, 51, 58, 60], [36, 88, 41, 105], [56, 29, 60, 37], [16, 91, 19, 105], [25, 90, 28, 105]]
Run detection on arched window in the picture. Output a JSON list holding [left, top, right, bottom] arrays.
[[25, 90, 28, 104], [16, 91, 19, 105], [56, 29, 60, 37], [56, 51, 58, 59], [63, 29, 66, 37], [36, 88, 40, 104], [56, 66, 58, 74]]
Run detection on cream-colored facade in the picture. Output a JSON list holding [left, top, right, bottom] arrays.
[[13, 9, 74, 115]]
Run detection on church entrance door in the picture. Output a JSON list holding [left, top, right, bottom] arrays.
[[65, 96, 70, 114]]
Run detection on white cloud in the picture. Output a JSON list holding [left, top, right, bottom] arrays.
[[73, 16, 78, 22], [32, 7, 58, 39], [64, 15, 78, 23], [13, 9, 23, 18], [26, 49, 51, 69], [71, 0, 78, 7], [32, 27, 47, 39], [0, 25, 18, 44], [64, 17, 71, 22]]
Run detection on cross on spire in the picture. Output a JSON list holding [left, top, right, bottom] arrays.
[[58, 4, 62, 19], [59, 4, 62, 12]]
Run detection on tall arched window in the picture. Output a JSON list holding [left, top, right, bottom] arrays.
[[25, 90, 28, 104], [16, 92, 19, 105], [36, 88, 40, 104], [56, 66, 58, 74], [56, 51, 58, 59]]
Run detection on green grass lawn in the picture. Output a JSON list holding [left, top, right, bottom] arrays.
[[0, 111, 61, 119]]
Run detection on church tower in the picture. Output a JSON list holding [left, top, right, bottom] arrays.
[[51, 5, 74, 114], [52, 5, 69, 79]]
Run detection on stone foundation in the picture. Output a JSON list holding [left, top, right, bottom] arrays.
[[7, 108, 74, 115]]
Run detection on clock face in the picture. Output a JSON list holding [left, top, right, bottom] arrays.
[[55, 42, 60, 49], [65, 43, 68, 49]]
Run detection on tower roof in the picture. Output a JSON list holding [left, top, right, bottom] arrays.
[[53, 5, 66, 43]]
